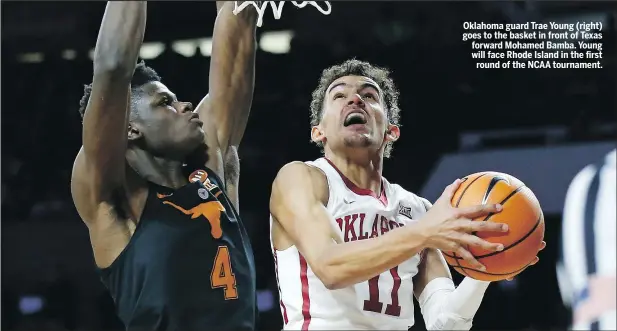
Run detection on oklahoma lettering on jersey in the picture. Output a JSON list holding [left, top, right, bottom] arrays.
[[271, 158, 431, 330]]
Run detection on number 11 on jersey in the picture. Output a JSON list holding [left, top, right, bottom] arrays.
[[362, 266, 402, 316]]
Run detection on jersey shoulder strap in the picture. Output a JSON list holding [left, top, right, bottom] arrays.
[[304, 158, 347, 208]]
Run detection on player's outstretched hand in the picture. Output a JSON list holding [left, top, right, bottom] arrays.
[[418, 179, 509, 271]]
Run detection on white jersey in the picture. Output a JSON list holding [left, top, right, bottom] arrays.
[[271, 158, 430, 330], [557, 149, 616, 330]]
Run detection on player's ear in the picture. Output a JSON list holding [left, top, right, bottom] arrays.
[[311, 125, 326, 144], [385, 124, 400, 142], [127, 122, 144, 141]]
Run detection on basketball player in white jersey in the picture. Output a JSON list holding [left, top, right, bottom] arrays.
[[269, 59, 544, 330], [557, 149, 616, 330]]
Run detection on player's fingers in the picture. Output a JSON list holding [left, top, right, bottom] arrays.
[[458, 233, 504, 252], [456, 203, 503, 219], [460, 219, 508, 233], [455, 246, 485, 271], [538, 241, 546, 251]]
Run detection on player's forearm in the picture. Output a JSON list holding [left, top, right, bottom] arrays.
[[93, 2, 146, 74], [208, 2, 257, 148], [317, 224, 427, 289], [419, 277, 490, 330]]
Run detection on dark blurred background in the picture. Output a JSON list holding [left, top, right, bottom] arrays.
[[1, 1, 615, 330]]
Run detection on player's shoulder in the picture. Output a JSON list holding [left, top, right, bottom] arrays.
[[272, 161, 329, 203], [275, 161, 327, 185], [278, 160, 323, 175], [385, 179, 432, 212]]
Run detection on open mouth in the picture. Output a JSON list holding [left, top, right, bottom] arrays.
[[343, 112, 368, 127]]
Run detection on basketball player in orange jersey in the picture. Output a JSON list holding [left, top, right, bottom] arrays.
[[71, 2, 259, 330], [269, 59, 546, 330]]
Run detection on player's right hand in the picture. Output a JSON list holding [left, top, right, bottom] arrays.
[[418, 179, 509, 271]]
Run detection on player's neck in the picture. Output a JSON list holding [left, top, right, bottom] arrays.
[[126, 149, 187, 189], [325, 150, 383, 194]]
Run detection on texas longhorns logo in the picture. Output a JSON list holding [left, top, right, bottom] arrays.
[[162, 200, 226, 239], [157, 169, 226, 239]]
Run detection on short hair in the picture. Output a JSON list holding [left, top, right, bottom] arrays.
[[309, 59, 401, 157], [78, 60, 161, 120]]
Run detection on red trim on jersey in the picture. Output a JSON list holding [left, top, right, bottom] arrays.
[[299, 254, 312, 330], [324, 158, 388, 206], [272, 249, 289, 324]]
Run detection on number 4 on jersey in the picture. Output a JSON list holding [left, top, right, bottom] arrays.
[[211, 245, 238, 300]]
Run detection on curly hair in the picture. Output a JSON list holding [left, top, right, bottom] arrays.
[[78, 60, 161, 120], [309, 59, 401, 157]]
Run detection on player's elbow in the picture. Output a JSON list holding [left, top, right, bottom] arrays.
[[312, 263, 346, 290], [92, 60, 134, 80], [311, 256, 354, 290], [92, 45, 138, 78]]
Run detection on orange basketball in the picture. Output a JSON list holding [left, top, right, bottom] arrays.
[[442, 171, 545, 281]]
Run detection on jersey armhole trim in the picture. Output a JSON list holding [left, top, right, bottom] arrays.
[[305, 162, 332, 209]]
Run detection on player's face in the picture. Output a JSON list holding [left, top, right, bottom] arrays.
[[313, 75, 396, 154], [130, 82, 205, 159]]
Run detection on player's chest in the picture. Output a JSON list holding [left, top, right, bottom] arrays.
[[330, 197, 418, 243], [152, 171, 235, 228]]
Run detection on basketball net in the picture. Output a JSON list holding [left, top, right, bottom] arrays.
[[233, 1, 332, 27]]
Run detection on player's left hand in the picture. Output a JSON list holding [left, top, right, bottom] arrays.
[[506, 241, 546, 281]]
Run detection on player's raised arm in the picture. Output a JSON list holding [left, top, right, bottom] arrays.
[[270, 163, 507, 290], [194, 1, 258, 200], [72, 2, 146, 222]]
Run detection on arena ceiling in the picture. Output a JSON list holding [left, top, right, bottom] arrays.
[[3, 1, 613, 53]]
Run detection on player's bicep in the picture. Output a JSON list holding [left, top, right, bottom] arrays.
[[81, 72, 132, 196], [413, 248, 452, 300], [270, 162, 334, 268], [80, 2, 147, 201], [197, 2, 257, 153], [71, 148, 122, 228], [197, 97, 225, 180]]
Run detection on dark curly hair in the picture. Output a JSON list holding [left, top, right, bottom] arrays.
[[309, 59, 401, 158], [78, 60, 161, 120]]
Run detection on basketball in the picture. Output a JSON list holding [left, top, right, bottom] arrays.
[[442, 171, 545, 281]]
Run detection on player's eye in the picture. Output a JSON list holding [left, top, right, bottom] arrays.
[[363, 93, 375, 99], [159, 97, 173, 106], [333, 93, 345, 100]]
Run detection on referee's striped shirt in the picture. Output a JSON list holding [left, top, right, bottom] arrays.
[[557, 149, 616, 330]]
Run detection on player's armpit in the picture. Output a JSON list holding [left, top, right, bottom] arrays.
[[270, 162, 428, 290], [222, 146, 240, 210], [74, 2, 146, 218]]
